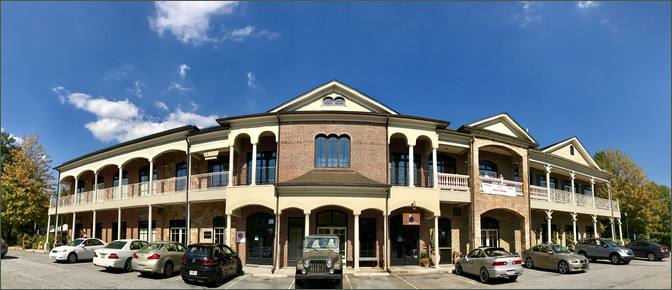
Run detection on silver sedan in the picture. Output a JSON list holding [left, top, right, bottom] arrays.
[[455, 247, 524, 283], [522, 244, 589, 274], [132, 241, 186, 278]]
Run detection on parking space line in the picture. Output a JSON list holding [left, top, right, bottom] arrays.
[[392, 274, 418, 289], [288, 278, 295, 289], [225, 273, 250, 289], [344, 274, 353, 289]]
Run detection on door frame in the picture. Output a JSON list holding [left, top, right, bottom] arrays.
[[317, 226, 347, 264], [481, 229, 499, 247], [287, 217, 304, 266]]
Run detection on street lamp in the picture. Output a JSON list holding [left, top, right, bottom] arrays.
[[624, 212, 630, 240]]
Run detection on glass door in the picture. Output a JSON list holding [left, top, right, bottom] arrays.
[[481, 229, 499, 247], [287, 218, 304, 266], [317, 227, 347, 264], [170, 227, 186, 246]]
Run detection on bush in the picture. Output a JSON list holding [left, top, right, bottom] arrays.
[[647, 232, 671, 247]]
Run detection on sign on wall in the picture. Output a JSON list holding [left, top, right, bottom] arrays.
[[236, 231, 246, 243], [402, 213, 421, 226], [481, 182, 517, 197]]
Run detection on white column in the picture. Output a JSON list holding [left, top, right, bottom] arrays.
[[148, 160, 154, 196], [570, 171, 576, 205], [93, 173, 98, 202], [408, 145, 414, 187], [304, 213, 310, 237], [71, 212, 76, 241], [432, 147, 438, 189], [92, 210, 97, 239], [571, 213, 578, 244], [251, 142, 257, 185], [45, 214, 51, 250], [590, 178, 596, 207], [610, 217, 616, 242], [148, 205, 153, 242], [617, 218, 624, 245], [354, 213, 360, 270], [228, 147, 234, 187], [607, 183, 615, 238], [434, 216, 440, 268], [53, 214, 59, 248], [591, 215, 598, 238], [226, 214, 232, 246], [117, 208, 122, 240], [383, 213, 388, 271], [545, 210, 553, 243], [544, 165, 552, 202], [118, 166, 123, 199], [74, 178, 79, 204]]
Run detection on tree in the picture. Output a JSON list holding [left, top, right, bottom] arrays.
[[1, 134, 53, 243], [594, 149, 667, 236], [0, 131, 17, 166]]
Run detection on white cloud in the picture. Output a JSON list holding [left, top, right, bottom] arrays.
[[228, 25, 255, 41], [149, 1, 239, 45], [102, 65, 137, 81], [52, 86, 69, 104], [55, 86, 218, 142], [255, 29, 281, 40], [222, 26, 282, 42], [189, 101, 199, 111], [246, 72, 257, 88], [166, 82, 190, 93], [179, 64, 191, 79], [516, 1, 542, 27], [154, 101, 169, 111], [577, 1, 599, 9], [130, 81, 145, 98]]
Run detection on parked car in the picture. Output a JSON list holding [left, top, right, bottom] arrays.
[[94, 239, 148, 272], [132, 241, 186, 278], [626, 240, 670, 261], [49, 238, 106, 263], [575, 238, 634, 265], [455, 247, 524, 283], [1, 238, 8, 258], [295, 235, 343, 289], [180, 243, 243, 286], [522, 244, 589, 274]]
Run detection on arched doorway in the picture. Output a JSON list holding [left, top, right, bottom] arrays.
[[246, 213, 275, 265], [438, 217, 452, 264], [481, 217, 500, 247], [389, 214, 420, 266], [316, 210, 347, 264]]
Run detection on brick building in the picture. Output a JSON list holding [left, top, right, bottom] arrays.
[[47, 80, 622, 271]]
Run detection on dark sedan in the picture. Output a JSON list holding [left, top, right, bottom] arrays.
[[180, 243, 243, 286], [626, 241, 669, 261]]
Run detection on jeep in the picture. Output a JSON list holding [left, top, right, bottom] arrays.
[[295, 235, 343, 289]]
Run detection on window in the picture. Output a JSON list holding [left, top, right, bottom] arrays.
[[315, 134, 350, 168], [561, 180, 572, 192], [334, 97, 345, 105], [208, 156, 229, 187], [390, 153, 409, 186], [76, 181, 86, 193], [223, 245, 234, 255], [138, 221, 156, 242], [112, 222, 127, 239], [513, 167, 520, 182], [570, 145, 575, 156], [550, 177, 558, 189], [479, 160, 498, 177], [96, 176, 105, 190], [139, 166, 150, 196], [175, 162, 187, 191], [213, 216, 226, 244], [585, 226, 594, 238], [428, 155, 457, 184], [246, 151, 277, 184], [322, 97, 334, 105], [537, 175, 546, 187]]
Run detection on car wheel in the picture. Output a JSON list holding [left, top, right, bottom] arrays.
[[455, 263, 464, 275], [509, 275, 518, 282], [558, 261, 569, 274], [124, 258, 133, 272], [479, 267, 490, 283], [163, 262, 173, 278], [525, 257, 534, 269], [648, 252, 656, 261], [213, 269, 224, 287], [67, 253, 77, 264], [610, 253, 621, 265]]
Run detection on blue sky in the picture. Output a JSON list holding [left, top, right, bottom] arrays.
[[2, 1, 670, 185]]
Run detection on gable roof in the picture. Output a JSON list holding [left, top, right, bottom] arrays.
[[541, 136, 601, 170], [267, 80, 398, 115], [463, 113, 538, 145]]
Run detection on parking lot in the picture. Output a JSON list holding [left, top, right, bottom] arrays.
[[1, 250, 670, 289]]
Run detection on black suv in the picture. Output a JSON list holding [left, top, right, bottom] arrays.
[[180, 243, 243, 286]]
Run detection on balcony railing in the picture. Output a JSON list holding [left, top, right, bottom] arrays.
[[595, 196, 611, 209], [530, 185, 548, 200], [191, 171, 229, 191], [575, 193, 590, 207], [479, 176, 523, 196], [529, 186, 619, 212], [153, 176, 187, 195], [437, 173, 469, 191], [551, 189, 573, 205], [59, 195, 73, 207], [231, 167, 276, 186], [75, 191, 94, 205]]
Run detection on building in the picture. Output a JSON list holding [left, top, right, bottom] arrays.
[[46, 80, 623, 270]]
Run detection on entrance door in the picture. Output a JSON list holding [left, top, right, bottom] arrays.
[[170, 228, 186, 245], [317, 227, 347, 264], [390, 215, 419, 266], [287, 218, 304, 266], [481, 229, 499, 247], [246, 213, 275, 265], [438, 218, 452, 264]]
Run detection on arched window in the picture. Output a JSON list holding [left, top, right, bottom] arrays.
[[322, 97, 334, 105], [479, 160, 498, 177], [315, 134, 350, 168], [334, 97, 345, 105], [570, 145, 575, 156]]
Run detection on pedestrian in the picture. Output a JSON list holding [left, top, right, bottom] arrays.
[[80, 230, 87, 239]]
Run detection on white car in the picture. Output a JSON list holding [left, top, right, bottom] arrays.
[[50, 238, 106, 263], [94, 239, 148, 272]]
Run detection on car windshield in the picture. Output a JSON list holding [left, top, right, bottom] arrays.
[[551, 245, 571, 253], [603, 239, 619, 247], [304, 237, 338, 251], [105, 241, 127, 249], [142, 243, 164, 251], [484, 248, 510, 257], [188, 246, 213, 255], [67, 239, 85, 246]]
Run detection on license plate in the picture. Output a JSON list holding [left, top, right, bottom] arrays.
[[189, 270, 197, 276], [100, 254, 106, 258], [507, 270, 515, 275]]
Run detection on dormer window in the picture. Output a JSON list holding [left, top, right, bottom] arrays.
[[570, 145, 575, 156], [322, 97, 334, 105], [334, 97, 345, 105]]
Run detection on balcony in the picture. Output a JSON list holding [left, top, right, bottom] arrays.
[[436, 173, 469, 191], [530, 186, 619, 211], [191, 171, 229, 191], [479, 176, 523, 197]]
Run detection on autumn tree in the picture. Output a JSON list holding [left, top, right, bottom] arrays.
[[1, 134, 53, 242]]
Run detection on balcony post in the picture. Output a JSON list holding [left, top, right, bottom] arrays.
[[251, 142, 257, 186], [432, 147, 438, 189], [71, 212, 76, 241], [591, 215, 598, 238], [304, 212, 310, 237], [571, 212, 578, 244], [354, 213, 360, 270], [149, 160, 154, 196], [545, 210, 553, 243], [93, 173, 98, 202], [74, 178, 79, 205], [544, 165, 552, 202], [148, 205, 153, 243], [617, 218, 624, 245], [434, 215, 440, 268], [570, 171, 576, 205], [53, 176, 61, 249], [117, 207, 122, 240], [118, 166, 123, 200], [92, 210, 96, 239], [226, 213, 232, 246], [408, 145, 414, 187], [227, 147, 234, 187], [607, 182, 615, 238], [44, 214, 51, 250], [590, 177, 596, 207]]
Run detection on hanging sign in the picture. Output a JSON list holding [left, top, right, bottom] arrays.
[[481, 182, 517, 197], [403, 213, 421, 226]]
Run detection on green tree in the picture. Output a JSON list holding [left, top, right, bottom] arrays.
[[0, 131, 17, 165], [594, 149, 666, 236], [1, 134, 53, 243]]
